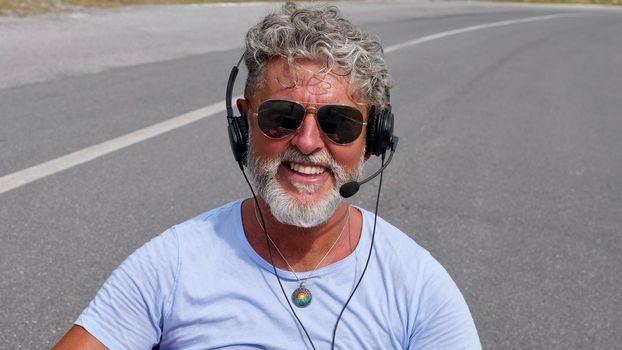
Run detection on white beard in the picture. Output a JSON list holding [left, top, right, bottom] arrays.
[[247, 139, 365, 228]]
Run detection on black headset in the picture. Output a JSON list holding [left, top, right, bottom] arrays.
[[225, 56, 395, 167]]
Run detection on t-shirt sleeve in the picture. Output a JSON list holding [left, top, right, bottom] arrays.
[[75, 228, 180, 350], [408, 256, 482, 350]]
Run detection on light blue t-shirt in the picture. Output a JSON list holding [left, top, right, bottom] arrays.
[[76, 200, 481, 349]]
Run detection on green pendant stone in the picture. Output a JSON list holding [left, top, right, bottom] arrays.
[[291, 286, 312, 308]]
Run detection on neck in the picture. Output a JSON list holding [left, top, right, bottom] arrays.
[[241, 197, 361, 272]]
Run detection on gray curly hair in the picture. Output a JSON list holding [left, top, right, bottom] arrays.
[[243, 2, 392, 112]]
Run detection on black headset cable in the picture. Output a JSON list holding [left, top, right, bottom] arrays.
[[330, 153, 385, 350], [238, 163, 318, 350]]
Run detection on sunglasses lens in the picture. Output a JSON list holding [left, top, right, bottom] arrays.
[[317, 105, 364, 144], [257, 100, 364, 144], [257, 100, 305, 138]]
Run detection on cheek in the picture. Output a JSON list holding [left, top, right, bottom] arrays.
[[329, 142, 365, 169], [249, 124, 287, 159]]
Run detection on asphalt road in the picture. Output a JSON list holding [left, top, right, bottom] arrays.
[[1, 1, 621, 349]]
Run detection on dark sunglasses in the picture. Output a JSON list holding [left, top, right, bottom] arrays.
[[251, 99, 366, 145]]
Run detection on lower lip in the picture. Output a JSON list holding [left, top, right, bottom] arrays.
[[280, 163, 330, 185]]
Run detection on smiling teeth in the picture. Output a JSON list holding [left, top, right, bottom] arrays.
[[289, 163, 326, 175]]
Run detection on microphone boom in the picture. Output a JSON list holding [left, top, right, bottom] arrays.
[[339, 136, 399, 198]]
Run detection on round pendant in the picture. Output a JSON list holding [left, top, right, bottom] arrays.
[[291, 285, 312, 308]]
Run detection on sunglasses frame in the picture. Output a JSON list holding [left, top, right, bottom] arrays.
[[250, 99, 367, 145]]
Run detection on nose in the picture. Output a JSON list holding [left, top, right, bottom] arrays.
[[290, 108, 324, 155]]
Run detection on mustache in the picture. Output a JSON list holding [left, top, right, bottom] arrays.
[[278, 148, 341, 172]]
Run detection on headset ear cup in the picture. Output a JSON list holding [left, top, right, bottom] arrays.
[[366, 115, 379, 156], [238, 116, 249, 166], [366, 109, 394, 157], [239, 116, 249, 146], [378, 109, 394, 156], [228, 116, 249, 166]]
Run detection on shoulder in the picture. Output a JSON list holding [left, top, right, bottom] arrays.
[[169, 199, 244, 249], [88, 198, 244, 305], [74, 200, 246, 349], [123, 199, 242, 265], [359, 208, 432, 266], [358, 209, 481, 349], [357, 208, 447, 300], [174, 199, 243, 236]]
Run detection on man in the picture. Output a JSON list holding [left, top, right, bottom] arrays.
[[54, 3, 481, 349]]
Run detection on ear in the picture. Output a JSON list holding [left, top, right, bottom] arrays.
[[364, 151, 372, 161], [236, 98, 248, 117]]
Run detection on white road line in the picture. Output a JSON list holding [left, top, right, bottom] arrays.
[[385, 13, 577, 53], [0, 13, 578, 195], [0, 100, 231, 194]]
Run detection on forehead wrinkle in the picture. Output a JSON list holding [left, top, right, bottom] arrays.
[[268, 59, 345, 91], [255, 58, 367, 118]]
